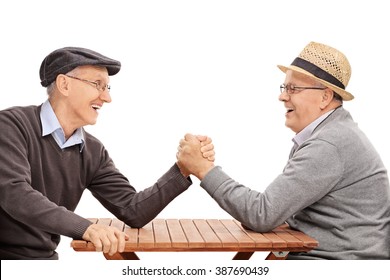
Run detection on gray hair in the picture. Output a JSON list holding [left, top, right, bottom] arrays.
[[46, 68, 80, 96], [314, 80, 343, 104], [333, 91, 343, 103]]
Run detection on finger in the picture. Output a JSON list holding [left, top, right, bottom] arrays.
[[202, 150, 215, 158], [101, 234, 113, 254], [91, 237, 103, 252], [201, 143, 214, 153], [196, 135, 207, 142], [106, 232, 119, 255], [117, 232, 127, 253], [208, 155, 215, 162], [184, 133, 193, 141], [184, 133, 197, 141], [83, 225, 103, 252], [200, 136, 212, 146]]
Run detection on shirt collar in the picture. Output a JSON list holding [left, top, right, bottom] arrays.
[[40, 100, 85, 152], [293, 109, 335, 146]]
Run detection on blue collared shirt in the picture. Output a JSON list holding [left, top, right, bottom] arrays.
[[40, 100, 85, 152], [292, 109, 335, 147]]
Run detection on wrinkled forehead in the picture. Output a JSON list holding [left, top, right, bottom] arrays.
[[71, 65, 109, 81], [285, 69, 319, 85]]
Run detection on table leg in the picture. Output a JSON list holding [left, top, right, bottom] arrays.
[[103, 252, 140, 260], [232, 252, 255, 260], [265, 251, 288, 260]]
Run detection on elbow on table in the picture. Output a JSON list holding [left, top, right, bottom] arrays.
[[113, 209, 156, 228], [124, 220, 147, 229], [122, 216, 152, 229], [241, 220, 280, 233]]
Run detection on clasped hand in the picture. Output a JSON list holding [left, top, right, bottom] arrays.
[[176, 133, 215, 180]]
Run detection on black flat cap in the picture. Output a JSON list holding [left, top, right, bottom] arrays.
[[39, 47, 121, 87]]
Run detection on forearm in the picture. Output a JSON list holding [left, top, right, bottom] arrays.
[[91, 164, 191, 228], [200, 166, 296, 232]]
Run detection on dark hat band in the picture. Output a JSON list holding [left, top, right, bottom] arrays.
[[291, 57, 345, 89]]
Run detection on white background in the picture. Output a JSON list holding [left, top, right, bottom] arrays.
[[1, 0, 389, 277]]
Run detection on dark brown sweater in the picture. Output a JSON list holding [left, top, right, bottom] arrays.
[[0, 105, 190, 259]]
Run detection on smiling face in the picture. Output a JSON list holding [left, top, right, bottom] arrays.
[[279, 70, 335, 133], [51, 65, 112, 138], [66, 66, 111, 126]]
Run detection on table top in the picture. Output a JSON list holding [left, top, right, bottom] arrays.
[[71, 218, 318, 257]]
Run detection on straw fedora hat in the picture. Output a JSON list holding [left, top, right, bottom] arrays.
[[278, 41, 354, 101]]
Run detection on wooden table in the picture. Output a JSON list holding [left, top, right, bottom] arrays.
[[71, 218, 318, 260]]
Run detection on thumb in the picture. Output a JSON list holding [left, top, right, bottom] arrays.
[[184, 133, 197, 141], [196, 135, 207, 142]]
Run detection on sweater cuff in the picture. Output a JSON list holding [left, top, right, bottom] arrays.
[[72, 218, 94, 240], [200, 166, 230, 197], [170, 163, 192, 190]]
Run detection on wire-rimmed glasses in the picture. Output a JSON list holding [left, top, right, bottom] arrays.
[[66, 75, 111, 92]]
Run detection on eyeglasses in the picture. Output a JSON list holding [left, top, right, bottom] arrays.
[[280, 83, 326, 94], [66, 75, 111, 92]]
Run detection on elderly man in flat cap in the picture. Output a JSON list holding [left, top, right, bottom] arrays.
[[0, 47, 214, 260], [177, 42, 390, 259]]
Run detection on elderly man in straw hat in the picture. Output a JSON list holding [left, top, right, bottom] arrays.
[[177, 42, 390, 259], [0, 47, 214, 260]]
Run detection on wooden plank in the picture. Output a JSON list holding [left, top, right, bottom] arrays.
[[124, 226, 138, 248], [233, 220, 273, 248], [193, 219, 222, 248], [221, 219, 255, 248], [96, 218, 112, 226], [283, 227, 319, 248], [180, 219, 205, 248], [153, 219, 171, 248], [207, 219, 237, 248], [272, 226, 303, 248], [166, 219, 188, 248], [87, 218, 98, 224], [138, 221, 155, 248], [262, 232, 287, 249], [110, 219, 125, 231], [71, 239, 88, 250]]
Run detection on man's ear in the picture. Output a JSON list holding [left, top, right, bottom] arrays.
[[320, 88, 334, 109], [55, 74, 70, 97]]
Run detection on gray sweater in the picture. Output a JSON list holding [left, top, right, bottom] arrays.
[[201, 107, 390, 259], [0, 105, 191, 259]]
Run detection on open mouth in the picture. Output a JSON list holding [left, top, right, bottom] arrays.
[[91, 104, 102, 111]]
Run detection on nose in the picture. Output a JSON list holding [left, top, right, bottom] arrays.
[[100, 90, 112, 103], [279, 91, 290, 102]]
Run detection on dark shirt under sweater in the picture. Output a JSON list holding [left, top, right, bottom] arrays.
[[0, 105, 190, 259]]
